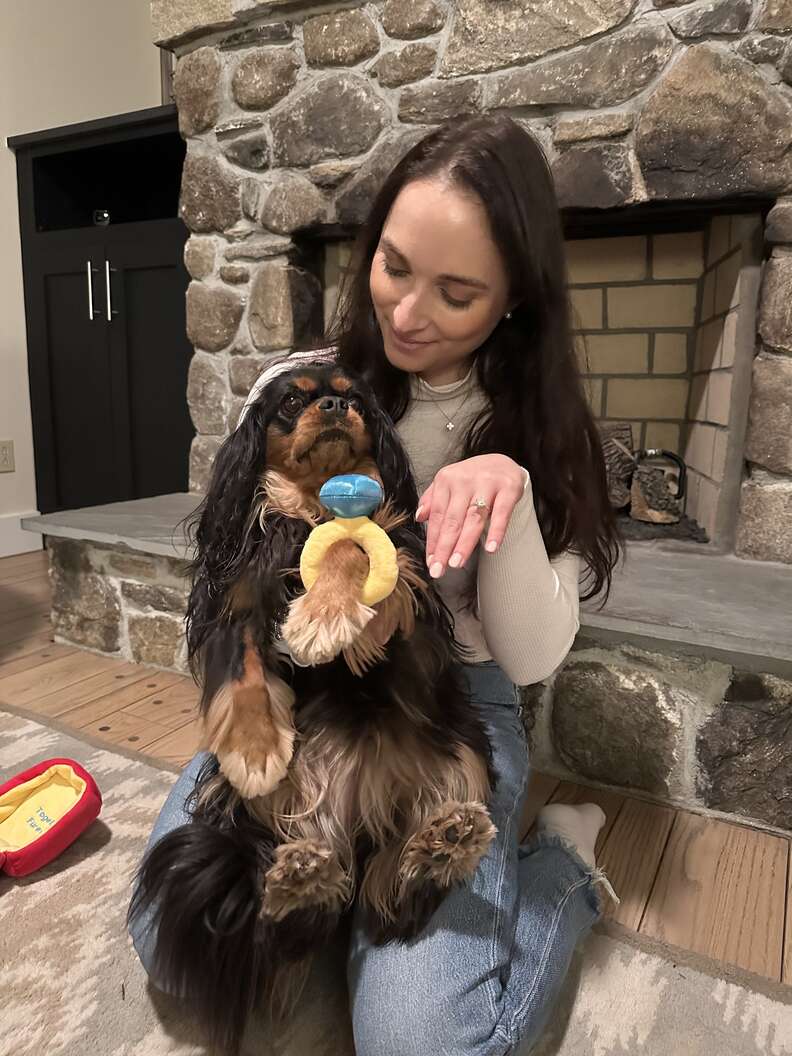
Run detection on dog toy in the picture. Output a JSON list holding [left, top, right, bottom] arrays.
[[300, 473, 399, 606], [0, 758, 102, 877]]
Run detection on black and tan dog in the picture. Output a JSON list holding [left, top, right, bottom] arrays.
[[127, 360, 498, 1055]]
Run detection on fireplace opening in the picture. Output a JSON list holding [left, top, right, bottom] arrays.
[[318, 201, 769, 553]]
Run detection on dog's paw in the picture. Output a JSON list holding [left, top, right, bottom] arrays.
[[216, 742, 292, 800], [261, 840, 351, 922], [398, 802, 497, 890], [281, 590, 375, 666]]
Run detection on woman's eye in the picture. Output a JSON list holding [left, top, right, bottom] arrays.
[[382, 260, 407, 278], [281, 394, 303, 415], [441, 290, 473, 310], [381, 259, 472, 311]]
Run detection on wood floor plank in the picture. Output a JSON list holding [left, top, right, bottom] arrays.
[[0, 631, 57, 665], [121, 679, 199, 730], [0, 551, 47, 577], [79, 709, 173, 751], [548, 780, 628, 858], [0, 579, 50, 605], [0, 650, 121, 707], [145, 719, 203, 768], [0, 643, 76, 680], [0, 602, 50, 627], [596, 797, 676, 931], [25, 663, 158, 718], [640, 811, 788, 980], [58, 670, 187, 729], [519, 772, 559, 840], [0, 611, 52, 646], [0, 570, 49, 591]]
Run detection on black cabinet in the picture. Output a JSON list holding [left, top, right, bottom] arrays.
[[9, 106, 194, 514]]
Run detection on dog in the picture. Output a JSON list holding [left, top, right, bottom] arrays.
[[127, 360, 498, 1055]]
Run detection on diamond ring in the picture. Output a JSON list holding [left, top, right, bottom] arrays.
[[470, 497, 490, 513]]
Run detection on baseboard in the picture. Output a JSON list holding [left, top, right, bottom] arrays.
[[0, 510, 43, 558]]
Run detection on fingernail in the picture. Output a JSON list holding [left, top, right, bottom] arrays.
[[485, 541, 497, 553], [415, 505, 424, 520], [430, 561, 443, 578], [427, 553, 434, 567], [448, 552, 462, 568]]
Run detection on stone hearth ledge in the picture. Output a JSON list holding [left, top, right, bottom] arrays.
[[21, 493, 792, 678]]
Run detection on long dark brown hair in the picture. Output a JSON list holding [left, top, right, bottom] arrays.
[[297, 112, 625, 607]]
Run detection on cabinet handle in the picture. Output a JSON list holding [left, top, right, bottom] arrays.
[[86, 261, 98, 321], [105, 261, 119, 321]]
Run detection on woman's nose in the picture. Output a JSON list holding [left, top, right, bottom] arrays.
[[392, 291, 430, 332]]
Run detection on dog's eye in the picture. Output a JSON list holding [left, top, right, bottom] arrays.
[[348, 395, 363, 412], [280, 393, 304, 416]]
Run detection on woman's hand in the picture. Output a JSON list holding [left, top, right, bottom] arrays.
[[415, 454, 527, 578]]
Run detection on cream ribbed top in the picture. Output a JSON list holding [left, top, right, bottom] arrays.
[[240, 349, 582, 686], [396, 365, 581, 686]]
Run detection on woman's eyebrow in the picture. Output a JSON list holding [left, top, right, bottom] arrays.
[[380, 236, 490, 290]]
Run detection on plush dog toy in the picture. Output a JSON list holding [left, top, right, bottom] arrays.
[[127, 361, 497, 1056], [0, 759, 101, 877], [282, 473, 399, 665]]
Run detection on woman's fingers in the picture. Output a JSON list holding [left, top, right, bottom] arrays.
[[423, 478, 451, 565], [428, 492, 477, 582], [444, 501, 495, 570], [483, 488, 521, 553], [415, 483, 433, 523]]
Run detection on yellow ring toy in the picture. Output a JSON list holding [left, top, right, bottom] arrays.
[[300, 475, 399, 606]]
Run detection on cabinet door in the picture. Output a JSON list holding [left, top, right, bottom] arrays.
[[25, 240, 122, 512], [104, 219, 194, 500]]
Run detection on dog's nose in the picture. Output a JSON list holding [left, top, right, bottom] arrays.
[[317, 395, 348, 418]]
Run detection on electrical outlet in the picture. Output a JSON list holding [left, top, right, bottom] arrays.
[[0, 440, 15, 473]]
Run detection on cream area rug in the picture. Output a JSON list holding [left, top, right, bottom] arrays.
[[1, 703, 791, 1056]]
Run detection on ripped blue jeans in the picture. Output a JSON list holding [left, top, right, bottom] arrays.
[[129, 660, 614, 1054]]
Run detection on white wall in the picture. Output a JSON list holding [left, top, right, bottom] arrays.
[[0, 1, 161, 556]]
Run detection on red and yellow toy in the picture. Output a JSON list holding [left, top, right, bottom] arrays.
[[0, 758, 102, 878]]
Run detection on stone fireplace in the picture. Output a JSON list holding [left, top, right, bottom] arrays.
[[28, 0, 792, 835]]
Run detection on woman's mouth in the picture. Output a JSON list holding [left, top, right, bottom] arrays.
[[389, 322, 431, 352]]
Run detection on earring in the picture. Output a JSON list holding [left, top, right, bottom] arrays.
[[504, 311, 512, 320]]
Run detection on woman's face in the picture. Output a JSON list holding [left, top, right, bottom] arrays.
[[369, 178, 514, 386]]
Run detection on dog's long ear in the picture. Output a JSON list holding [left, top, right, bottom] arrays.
[[184, 399, 269, 662], [367, 402, 420, 514]]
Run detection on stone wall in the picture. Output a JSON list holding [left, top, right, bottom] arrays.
[[157, 0, 792, 563], [521, 635, 792, 837], [738, 202, 792, 563], [47, 537, 190, 673]]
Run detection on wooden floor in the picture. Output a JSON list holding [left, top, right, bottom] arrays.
[[1, 549, 790, 988]]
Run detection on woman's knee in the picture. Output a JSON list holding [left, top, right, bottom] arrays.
[[349, 947, 509, 1056]]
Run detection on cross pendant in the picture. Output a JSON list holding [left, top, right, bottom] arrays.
[[445, 421, 455, 431]]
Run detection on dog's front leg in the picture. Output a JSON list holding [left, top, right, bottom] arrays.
[[281, 537, 375, 666], [201, 634, 296, 799]]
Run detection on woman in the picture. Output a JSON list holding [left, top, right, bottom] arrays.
[[130, 113, 623, 1054]]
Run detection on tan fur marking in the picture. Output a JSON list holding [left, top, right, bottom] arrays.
[[203, 637, 297, 799], [293, 376, 318, 392], [261, 839, 352, 921], [330, 375, 352, 392], [265, 406, 370, 488]]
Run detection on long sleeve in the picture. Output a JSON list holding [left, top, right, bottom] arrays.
[[476, 471, 581, 686]]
